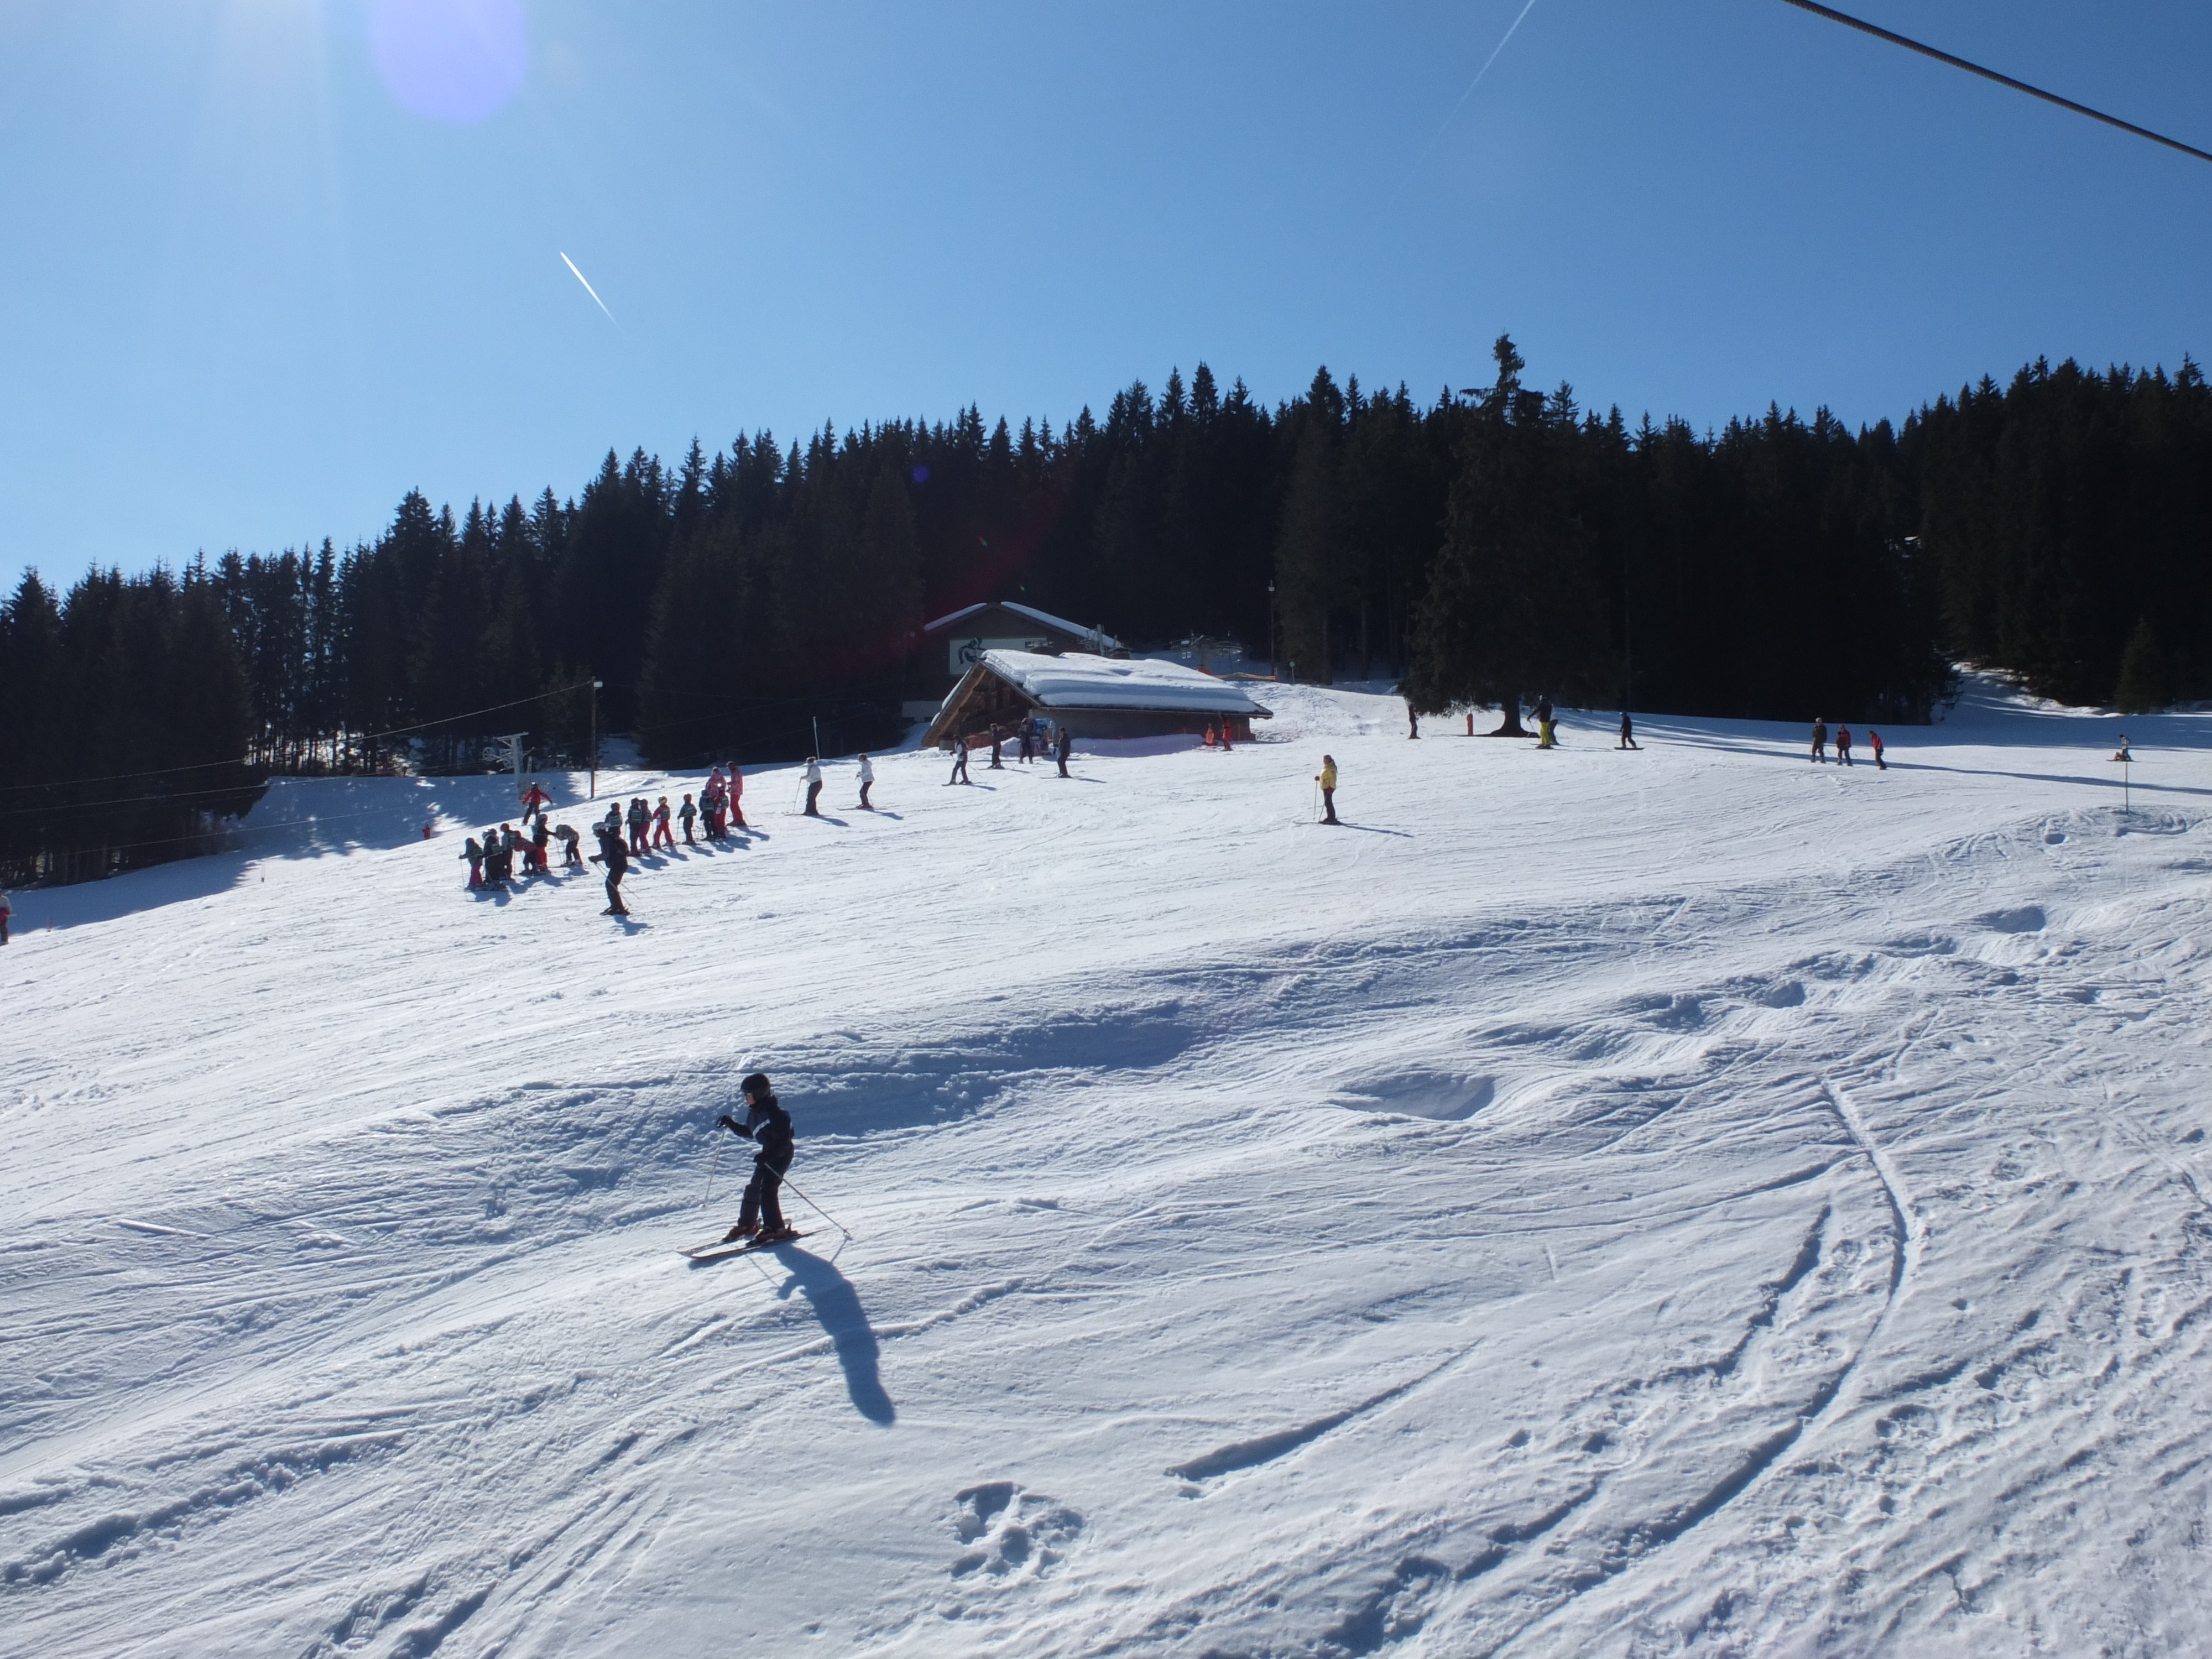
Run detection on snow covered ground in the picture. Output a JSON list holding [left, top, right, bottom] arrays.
[[6, 680, 2212, 1657]]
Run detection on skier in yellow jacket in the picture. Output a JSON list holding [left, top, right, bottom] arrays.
[[1316, 755, 1339, 825]]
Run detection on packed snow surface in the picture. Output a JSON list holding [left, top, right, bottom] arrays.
[[6, 681, 2212, 1657], [981, 649, 1267, 716]]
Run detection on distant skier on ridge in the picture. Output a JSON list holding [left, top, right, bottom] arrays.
[[716, 1072, 797, 1244]]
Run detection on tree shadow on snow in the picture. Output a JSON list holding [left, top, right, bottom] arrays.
[[770, 1246, 894, 1424], [22, 852, 254, 933], [1882, 759, 2212, 799]]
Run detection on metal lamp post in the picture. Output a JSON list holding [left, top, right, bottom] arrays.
[[589, 680, 603, 801]]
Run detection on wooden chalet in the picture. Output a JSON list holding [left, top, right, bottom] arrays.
[[924, 650, 1271, 747]]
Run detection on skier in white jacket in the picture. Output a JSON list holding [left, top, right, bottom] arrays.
[[802, 757, 823, 817], [856, 752, 876, 810]]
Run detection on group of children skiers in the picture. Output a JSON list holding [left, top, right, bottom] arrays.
[[460, 775, 728, 905], [462, 779, 578, 889], [460, 816, 577, 886], [459, 758, 890, 912], [607, 766, 751, 857]]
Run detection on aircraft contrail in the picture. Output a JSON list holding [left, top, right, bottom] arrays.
[[1373, 0, 1541, 220], [559, 252, 617, 324], [1424, 0, 1540, 161]]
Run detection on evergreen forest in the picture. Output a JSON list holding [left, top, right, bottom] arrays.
[[3, 341, 2208, 885]]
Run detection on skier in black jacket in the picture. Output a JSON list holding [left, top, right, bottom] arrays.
[[589, 822, 631, 915], [717, 1073, 796, 1243]]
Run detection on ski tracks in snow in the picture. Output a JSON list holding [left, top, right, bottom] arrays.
[[7, 703, 2212, 1656]]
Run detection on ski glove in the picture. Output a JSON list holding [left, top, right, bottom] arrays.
[[717, 1114, 755, 1139]]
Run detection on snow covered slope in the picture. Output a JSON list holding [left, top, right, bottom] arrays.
[[6, 682, 2212, 1657]]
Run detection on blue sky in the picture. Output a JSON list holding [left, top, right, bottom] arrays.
[[2, 0, 2208, 592]]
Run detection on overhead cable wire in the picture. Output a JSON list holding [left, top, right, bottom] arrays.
[[0, 679, 599, 797], [1773, 0, 2212, 167], [0, 780, 271, 822]]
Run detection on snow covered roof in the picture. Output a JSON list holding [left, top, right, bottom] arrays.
[[979, 650, 1266, 716], [923, 600, 1123, 650]]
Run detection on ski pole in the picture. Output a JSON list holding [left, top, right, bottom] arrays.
[[701, 1139, 724, 1207], [777, 1172, 855, 1240]]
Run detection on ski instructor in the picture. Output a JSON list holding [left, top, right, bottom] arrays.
[[715, 1073, 797, 1244]]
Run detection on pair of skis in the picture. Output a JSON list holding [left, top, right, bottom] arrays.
[[680, 1230, 813, 1261]]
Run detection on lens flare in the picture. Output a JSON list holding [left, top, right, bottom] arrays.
[[370, 0, 528, 123]]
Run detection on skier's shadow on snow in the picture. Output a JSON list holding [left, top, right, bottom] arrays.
[[773, 1248, 894, 1425], [1338, 823, 1413, 838]]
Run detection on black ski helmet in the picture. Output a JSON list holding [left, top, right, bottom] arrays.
[[740, 1072, 771, 1098]]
